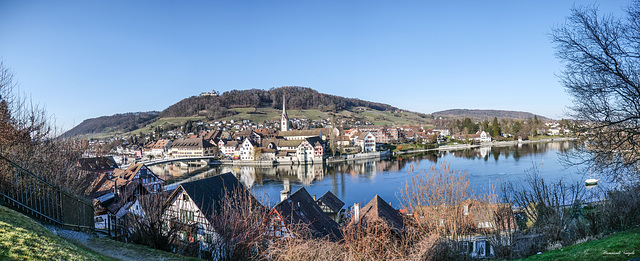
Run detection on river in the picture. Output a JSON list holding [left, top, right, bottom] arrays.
[[149, 141, 601, 209]]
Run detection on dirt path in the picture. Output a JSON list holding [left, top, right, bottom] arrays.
[[46, 225, 196, 261]]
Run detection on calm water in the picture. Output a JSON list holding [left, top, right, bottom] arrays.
[[151, 141, 599, 209]]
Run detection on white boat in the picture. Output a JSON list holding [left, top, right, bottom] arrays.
[[585, 178, 598, 186]]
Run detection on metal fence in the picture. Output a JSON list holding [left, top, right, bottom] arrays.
[[0, 154, 94, 230]]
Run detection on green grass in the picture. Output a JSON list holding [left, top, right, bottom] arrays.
[[129, 116, 207, 135], [0, 205, 111, 260], [0, 205, 200, 261], [518, 227, 640, 261]]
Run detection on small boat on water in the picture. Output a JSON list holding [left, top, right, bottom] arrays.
[[585, 178, 599, 186]]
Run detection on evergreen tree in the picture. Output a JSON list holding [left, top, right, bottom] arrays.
[[490, 117, 501, 137], [481, 120, 490, 132]]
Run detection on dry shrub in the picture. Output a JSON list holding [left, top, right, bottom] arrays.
[[267, 209, 465, 261], [123, 193, 181, 252], [266, 223, 342, 261], [341, 217, 405, 260], [209, 186, 269, 260], [600, 188, 640, 232]]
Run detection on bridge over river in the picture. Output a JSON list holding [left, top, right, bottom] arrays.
[[122, 156, 219, 168]]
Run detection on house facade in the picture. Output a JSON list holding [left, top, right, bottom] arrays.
[[240, 138, 257, 161], [170, 138, 217, 158], [113, 163, 164, 193], [355, 132, 376, 152]]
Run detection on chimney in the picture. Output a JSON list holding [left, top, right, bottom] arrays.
[[280, 190, 290, 202], [283, 179, 290, 192], [113, 178, 118, 203], [353, 203, 360, 224], [280, 180, 293, 202], [313, 194, 316, 201]]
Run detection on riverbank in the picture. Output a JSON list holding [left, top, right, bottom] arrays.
[[325, 151, 391, 163], [205, 151, 392, 166], [393, 137, 577, 155]]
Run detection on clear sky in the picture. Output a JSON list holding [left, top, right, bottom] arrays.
[[0, 1, 631, 130]]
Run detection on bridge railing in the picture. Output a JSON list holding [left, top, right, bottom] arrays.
[[0, 154, 94, 231]]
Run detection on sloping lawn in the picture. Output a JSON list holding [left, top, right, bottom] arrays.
[[0, 205, 111, 260], [519, 227, 640, 261]]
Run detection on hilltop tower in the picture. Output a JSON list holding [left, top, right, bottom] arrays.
[[281, 91, 289, 132]]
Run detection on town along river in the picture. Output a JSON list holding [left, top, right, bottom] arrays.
[[151, 141, 601, 209]]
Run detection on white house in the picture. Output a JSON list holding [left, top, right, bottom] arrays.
[[355, 132, 376, 152], [240, 138, 258, 161], [479, 131, 492, 142]]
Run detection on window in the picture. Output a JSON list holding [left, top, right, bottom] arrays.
[[183, 194, 190, 201], [204, 233, 212, 243], [180, 209, 194, 222]]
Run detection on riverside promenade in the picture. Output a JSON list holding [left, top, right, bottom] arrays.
[[393, 137, 577, 156]]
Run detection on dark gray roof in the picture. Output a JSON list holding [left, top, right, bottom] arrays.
[[317, 191, 344, 214], [78, 156, 119, 171], [273, 187, 342, 240], [171, 172, 259, 221], [306, 136, 323, 147], [360, 195, 404, 233], [171, 138, 215, 149]]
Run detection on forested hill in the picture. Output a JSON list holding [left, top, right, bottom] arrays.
[[161, 86, 398, 118], [432, 109, 552, 121], [62, 111, 160, 137]]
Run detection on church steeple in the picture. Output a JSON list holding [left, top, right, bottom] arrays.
[[281, 91, 289, 132]]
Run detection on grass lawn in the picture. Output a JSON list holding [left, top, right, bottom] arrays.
[[389, 143, 434, 152], [518, 227, 640, 261], [129, 116, 207, 136], [0, 205, 200, 261], [0, 205, 111, 260]]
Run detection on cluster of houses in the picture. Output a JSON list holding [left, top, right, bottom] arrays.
[[78, 156, 516, 259], [105, 96, 454, 164], [79, 157, 166, 231]]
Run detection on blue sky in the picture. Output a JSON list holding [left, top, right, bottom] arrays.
[[0, 1, 631, 130]]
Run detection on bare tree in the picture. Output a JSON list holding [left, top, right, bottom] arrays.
[[0, 59, 88, 193], [501, 167, 586, 253], [123, 193, 181, 252], [552, 2, 640, 185], [208, 186, 269, 260], [399, 161, 473, 239]]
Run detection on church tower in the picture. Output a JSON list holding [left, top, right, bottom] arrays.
[[281, 91, 289, 132]]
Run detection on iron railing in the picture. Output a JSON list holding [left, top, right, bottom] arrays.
[[0, 154, 94, 230]]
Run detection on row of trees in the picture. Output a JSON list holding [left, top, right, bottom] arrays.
[[448, 116, 575, 140]]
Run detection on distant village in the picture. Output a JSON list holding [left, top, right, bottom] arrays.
[[86, 91, 574, 166]]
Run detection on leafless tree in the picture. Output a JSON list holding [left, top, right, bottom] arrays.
[[501, 167, 586, 252], [399, 161, 474, 239], [0, 59, 88, 194], [123, 193, 181, 252], [552, 2, 640, 185], [208, 186, 269, 260]]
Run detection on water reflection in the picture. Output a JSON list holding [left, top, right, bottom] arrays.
[[155, 141, 589, 207]]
